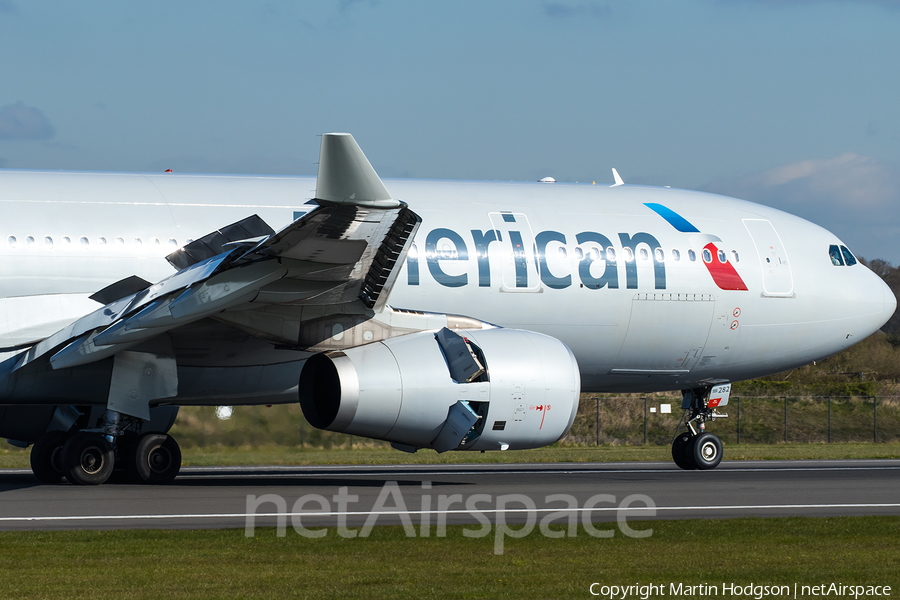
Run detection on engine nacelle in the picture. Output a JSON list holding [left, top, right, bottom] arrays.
[[298, 328, 580, 451]]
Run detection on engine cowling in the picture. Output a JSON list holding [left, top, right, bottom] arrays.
[[298, 328, 580, 451]]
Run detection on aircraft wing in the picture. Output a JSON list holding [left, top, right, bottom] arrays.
[[10, 134, 420, 373]]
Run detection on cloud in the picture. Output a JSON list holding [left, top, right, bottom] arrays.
[[542, 2, 611, 18], [0, 102, 55, 141], [707, 153, 900, 212], [703, 153, 900, 263], [0, 1, 17, 15]]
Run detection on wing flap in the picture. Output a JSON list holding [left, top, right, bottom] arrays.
[[11, 133, 420, 371], [14, 250, 238, 371], [166, 214, 276, 270], [89, 275, 152, 305]]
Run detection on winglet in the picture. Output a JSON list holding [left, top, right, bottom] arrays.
[[611, 168, 624, 187], [316, 133, 400, 208]]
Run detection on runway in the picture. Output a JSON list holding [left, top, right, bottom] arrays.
[[1, 459, 898, 531]]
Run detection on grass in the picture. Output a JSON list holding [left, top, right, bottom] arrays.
[[0, 517, 896, 599], [3, 441, 900, 469]]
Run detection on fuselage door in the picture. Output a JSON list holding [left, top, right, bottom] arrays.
[[743, 219, 794, 297], [488, 212, 542, 292]]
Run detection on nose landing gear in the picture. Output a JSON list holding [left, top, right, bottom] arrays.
[[672, 385, 729, 470]]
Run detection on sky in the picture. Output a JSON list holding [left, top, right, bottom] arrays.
[[1, 0, 899, 262]]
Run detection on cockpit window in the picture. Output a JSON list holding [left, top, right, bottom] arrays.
[[829, 244, 859, 266], [840, 246, 857, 266], [829, 245, 844, 266]]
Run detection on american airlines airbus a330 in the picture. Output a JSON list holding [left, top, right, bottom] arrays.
[[0, 134, 893, 485]]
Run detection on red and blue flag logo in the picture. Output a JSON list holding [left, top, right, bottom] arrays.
[[644, 202, 748, 291]]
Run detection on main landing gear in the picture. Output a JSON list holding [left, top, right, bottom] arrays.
[[671, 386, 728, 470], [29, 410, 181, 485]]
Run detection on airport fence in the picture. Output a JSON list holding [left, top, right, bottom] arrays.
[[564, 395, 900, 446], [169, 395, 900, 449]]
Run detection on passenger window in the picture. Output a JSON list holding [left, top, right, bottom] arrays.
[[606, 247, 616, 262], [671, 249, 680, 261], [574, 247, 584, 260], [639, 248, 649, 261], [7, 236, 16, 248], [98, 237, 107, 246], [731, 250, 740, 263], [702, 248, 712, 263], [133, 237, 142, 246], [25, 236, 35, 248], [557, 246, 567, 259], [168, 239, 178, 248], [115, 237, 125, 248], [840, 246, 857, 266], [828, 245, 843, 266], [591, 247, 601, 261], [80, 237, 90, 247], [44, 236, 54, 249], [623, 247, 634, 262], [61, 236, 72, 247], [654, 248, 665, 262], [717, 249, 726, 263], [688, 249, 696, 262]]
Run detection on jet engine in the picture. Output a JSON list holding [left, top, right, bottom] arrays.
[[298, 327, 580, 452]]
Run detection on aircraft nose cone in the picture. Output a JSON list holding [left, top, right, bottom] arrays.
[[883, 278, 897, 324], [843, 266, 896, 342]]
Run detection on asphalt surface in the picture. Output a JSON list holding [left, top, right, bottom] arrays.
[[0, 459, 898, 531]]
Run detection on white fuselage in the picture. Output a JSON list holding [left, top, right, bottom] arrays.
[[0, 169, 893, 396]]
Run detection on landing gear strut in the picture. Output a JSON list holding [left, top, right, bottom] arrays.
[[671, 385, 729, 470]]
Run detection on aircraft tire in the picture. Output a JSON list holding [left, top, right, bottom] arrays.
[[30, 430, 70, 484], [62, 432, 116, 485], [671, 432, 697, 470], [132, 432, 181, 484], [690, 432, 723, 470]]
